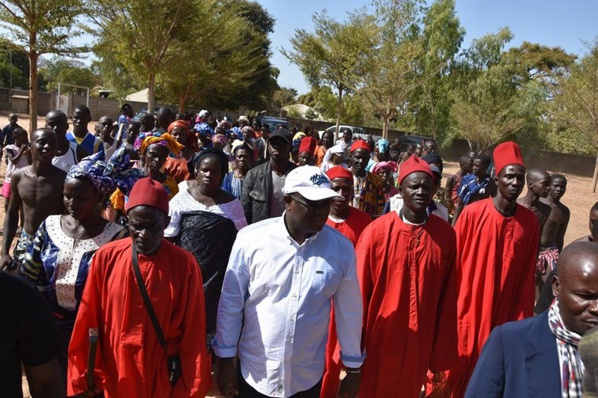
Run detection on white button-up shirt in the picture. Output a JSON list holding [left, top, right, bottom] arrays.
[[214, 215, 364, 397]]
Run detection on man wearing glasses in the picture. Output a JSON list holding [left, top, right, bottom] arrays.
[[214, 166, 364, 398]]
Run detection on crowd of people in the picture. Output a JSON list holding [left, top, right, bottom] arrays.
[[1, 104, 598, 398]]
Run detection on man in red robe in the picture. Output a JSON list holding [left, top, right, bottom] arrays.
[[356, 155, 458, 397], [321, 166, 372, 397], [67, 177, 211, 397], [446, 141, 540, 397]]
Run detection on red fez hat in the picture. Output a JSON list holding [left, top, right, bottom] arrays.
[[493, 141, 524, 174], [398, 155, 434, 185], [326, 165, 353, 181], [350, 139, 370, 153], [299, 136, 317, 155], [126, 177, 169, 214]]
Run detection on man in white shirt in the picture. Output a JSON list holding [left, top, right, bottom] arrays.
[[215, 166, 364, 398]]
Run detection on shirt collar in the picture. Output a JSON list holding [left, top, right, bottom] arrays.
[[279, 212, 322, 246]]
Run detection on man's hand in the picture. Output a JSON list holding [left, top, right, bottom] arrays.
[[216, 358, 238, 397], [0, 253, 15, 272], [338, 371, 361, 398]]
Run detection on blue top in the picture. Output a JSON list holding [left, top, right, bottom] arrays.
[[66, 131, 104, 158], [19, 215, 126, 318]]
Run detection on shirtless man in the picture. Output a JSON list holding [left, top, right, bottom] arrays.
[[46, 110, 88, 173], [536, 174, 570, 282], [1, 128, 67, 271], [517, 168, 552, 297], [518, 169, 551, 228], [541, 174, 570, 251]]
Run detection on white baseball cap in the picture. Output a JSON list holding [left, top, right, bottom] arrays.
[[198, 109, 209, 118], [330, 144, 345, 154], [282, 166, 343, 201]]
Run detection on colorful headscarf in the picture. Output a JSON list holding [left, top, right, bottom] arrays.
[[167, 120, 189, 135], [372, 161, 399, 175], [137, 132, 184, 158], [212, 133, 228, 147], [67, 150, 144, 203], [376, 139, 389, 154]]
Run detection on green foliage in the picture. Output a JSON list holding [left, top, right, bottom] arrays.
[[283, 10, 377, 127], [450, 29, 552, 151], [0, 39, 28, 89], [89, 0, 277, 111], [39, 57, 97, 93], [550, 42, 598, 152], [0, 0, 87, 129], [268, 87, 298, 116], [87, 0, 195, 110], [358, 0, 430, 138], [403, 0, 464, 143]]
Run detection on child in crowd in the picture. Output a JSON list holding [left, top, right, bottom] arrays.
[[2, 128, 31, 227]]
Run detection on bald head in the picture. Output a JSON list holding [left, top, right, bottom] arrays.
[[558, 242, 598, 277], [526, 168, 550, 184], [555, 241, 598, 335]]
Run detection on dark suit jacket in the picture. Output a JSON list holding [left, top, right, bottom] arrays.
[[241, 160, 296, 224], [465, 311, 561, 398]]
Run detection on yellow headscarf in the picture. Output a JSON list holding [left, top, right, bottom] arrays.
[[139, 133, 184, 158]]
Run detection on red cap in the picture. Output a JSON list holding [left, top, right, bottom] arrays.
[[126, 177, 169, 214], [397, 155, 434, 185], [326, 165, 353, 181], [493, 141, 524, 174], [299, 136, 317, 155], [350, 139, 370, 153]]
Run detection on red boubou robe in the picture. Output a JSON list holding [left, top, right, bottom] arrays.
[[67, 238, 211, 398], [446, 198, 540, 398], [321, 207, 372, 398], [357, 211, 457, 397]]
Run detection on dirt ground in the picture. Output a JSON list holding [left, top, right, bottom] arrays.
[[2, 111, 596, 397]]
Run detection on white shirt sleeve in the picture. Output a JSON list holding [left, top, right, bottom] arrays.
[[333, 248, 366, 368], [213, 238, 250, 358]]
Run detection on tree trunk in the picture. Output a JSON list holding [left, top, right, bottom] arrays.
[[382, 114, 389, 140], [179, 95, 186, 114], [335, 84, 343, 139], [147, 72, 156, 113], [592, 152, 598, 193], [28, 33, 38, 135]]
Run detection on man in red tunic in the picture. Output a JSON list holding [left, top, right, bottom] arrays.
[[446, 141, 540, 397], [357, 155, 457, 397], [67, 177, 211, 397], [321, 166, 372, 397]]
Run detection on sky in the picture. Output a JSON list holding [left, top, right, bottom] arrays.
[[256, 0, 598, 94]]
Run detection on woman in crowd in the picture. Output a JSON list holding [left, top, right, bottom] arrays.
[[109, 133, 182, 222], [315, 130, 335, 167], [165, 149, 246, 346], [18, 152, 141, 384], [373, 161, 399, 201], [138, 132, 182, 198], [222, 142, 254, 200], [164, 120, 196, 183]]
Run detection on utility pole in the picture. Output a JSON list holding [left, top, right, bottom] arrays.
[[9, 48, 12, 109]]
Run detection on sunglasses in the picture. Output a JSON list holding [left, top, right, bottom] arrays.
[[290, 193, 331, 211]]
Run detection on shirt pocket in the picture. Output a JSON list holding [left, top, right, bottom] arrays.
[[309, 264, 342, 298]]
